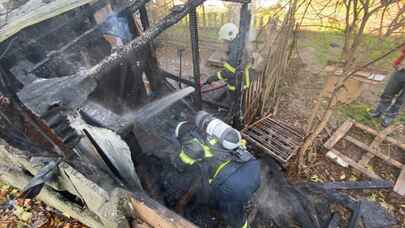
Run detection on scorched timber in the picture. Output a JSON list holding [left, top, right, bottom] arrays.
[[30, 0, 151, 73], [18, 0, 206, 116], [86, 0, 206, 79]]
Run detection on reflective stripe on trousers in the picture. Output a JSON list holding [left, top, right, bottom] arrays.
[[242, 220, 249, 228]]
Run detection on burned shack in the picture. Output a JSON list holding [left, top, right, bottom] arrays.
[[0, 0, 400, 228], [0, 0, 256, 227]]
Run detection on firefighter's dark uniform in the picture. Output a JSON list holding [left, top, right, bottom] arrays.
[[206, 36, 252, 106], [373, 69, 405, 121], [173, 122, 260, 228]]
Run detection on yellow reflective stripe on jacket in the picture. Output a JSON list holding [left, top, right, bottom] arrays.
[[209, 138, 218, 145], [240, 139, 247, 149], [179, 138, 213, 165], [217, 72, 226, 81], [179, 150, 195, 165], [242, 220, 249, 228], [202, 144, 213, 158], [243, 65, 251, 89], [224, 62, 237, 74], [209, 160, 231, 184], [227, 84, 236, 91]]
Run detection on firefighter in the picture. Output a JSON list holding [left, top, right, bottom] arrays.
[[204, 23, 252, 106], [370, 46, 405, 127], [171, 113, 261, 228]]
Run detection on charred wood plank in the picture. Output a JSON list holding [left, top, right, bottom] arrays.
[[189, 8, 202, 110], [161, 70, 195, 87], [314, 180, 393, 191]]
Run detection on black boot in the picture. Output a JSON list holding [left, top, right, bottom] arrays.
[[382, 102, 401, 127], [370, 97, 392, 118], [369, 110, 383, 118], [382, 116, 395, 128]]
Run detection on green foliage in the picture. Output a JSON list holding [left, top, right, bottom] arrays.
[[299, 30, 402, 70], [337, 102, 380, 128], [336, 102, 405, 129]]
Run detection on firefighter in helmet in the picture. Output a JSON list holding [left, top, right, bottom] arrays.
[[169, 111, 261, 228], [204, 23, 252, 107]]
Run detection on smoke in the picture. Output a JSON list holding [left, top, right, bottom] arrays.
[[122, 86, 195, 124]]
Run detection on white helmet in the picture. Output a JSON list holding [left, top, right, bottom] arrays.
[[218, 23, 239, 41]]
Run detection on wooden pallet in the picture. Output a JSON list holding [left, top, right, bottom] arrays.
[[324, 120, 405, 196]]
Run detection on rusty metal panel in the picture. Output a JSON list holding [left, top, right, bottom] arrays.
[[242, 116, 303, 163]]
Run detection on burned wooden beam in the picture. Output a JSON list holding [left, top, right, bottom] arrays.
[[161, 71, 195, 87], [311, 180, 393, 191], [189, 8, 202, 109], [18, 0, 206, 116], [87, 0, 206, 80], [30, 0, 151, 74]]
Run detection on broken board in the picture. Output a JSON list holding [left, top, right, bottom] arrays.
[[324, 120, 405, 196], [0, 0, 96, 42]]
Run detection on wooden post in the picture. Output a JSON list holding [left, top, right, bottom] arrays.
[[128, 193, 198, 228]]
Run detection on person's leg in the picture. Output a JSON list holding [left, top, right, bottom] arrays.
[[218, 201, 247, 228], [213, 160, 261, 227], [381, 70, 405, 126], [382, 89, 404, 127], [371, 71, 404, 117]]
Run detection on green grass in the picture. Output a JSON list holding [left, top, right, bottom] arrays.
[[336, 102, 405, 130], [299, 30, 343, 66], [298, 30, 402, 71], [362, 34, 401, 70]]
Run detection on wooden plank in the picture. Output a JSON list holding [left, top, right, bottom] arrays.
[[394, 167, 405, 196], [128, 193, 198, 228], [354, 122, 405, 151], [0, 0, 96, 42], [351, 76, 380, 85], [327, 149, 382, 180], [358, 124, 401, 167], [324, 120, 354, 149], [345, 136, 403, 169]]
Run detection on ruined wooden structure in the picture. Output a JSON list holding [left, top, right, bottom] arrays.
[[0, 0, 254, 227], [325, 120, 405, 196]]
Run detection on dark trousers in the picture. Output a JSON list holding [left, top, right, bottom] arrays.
[[375, 70, 405, 117], [212, 160, 261, 228]]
